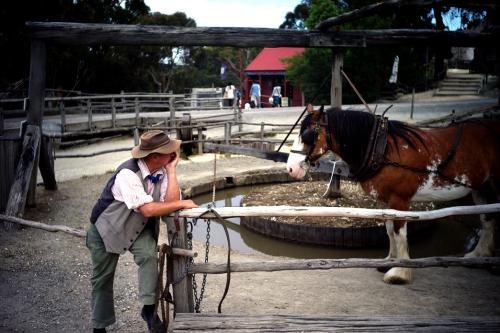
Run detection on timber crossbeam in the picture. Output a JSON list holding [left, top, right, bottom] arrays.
[[25, 22, 498, 48]]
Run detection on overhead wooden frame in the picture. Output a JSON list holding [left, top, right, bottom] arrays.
[[26, 22, 498, 48]]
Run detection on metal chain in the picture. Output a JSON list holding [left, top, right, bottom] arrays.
[[192, 152, 217, 312]]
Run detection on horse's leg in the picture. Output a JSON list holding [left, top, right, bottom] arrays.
[[383, 198, 412, 284], [465, 186, 497, 257], [377, 221, 397, 273]]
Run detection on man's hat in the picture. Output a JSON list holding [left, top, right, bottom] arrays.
[[131, 130, 181, 159]]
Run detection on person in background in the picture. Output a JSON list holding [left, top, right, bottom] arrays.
[[87, 130, 198, 333], [272, 84, 282, 107], [250, 80, 261, 108], [225, 82, 236, 107]]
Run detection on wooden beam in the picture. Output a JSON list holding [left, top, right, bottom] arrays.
[[26, 39, 47, 206], [316, 0, 499, 30], [27, 39, 46, 126], [177, 203, 500, 220], [189, 256, 500, 274], [174, 313, 500, 332], [0, 213, 196, 257], [4, 125, 40, 225], [25, 22, 498, 48]]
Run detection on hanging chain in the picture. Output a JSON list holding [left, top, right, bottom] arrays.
[[191, 152, 218, 312]]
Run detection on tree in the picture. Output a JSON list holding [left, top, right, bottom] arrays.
[[283, 0, 481, 104]]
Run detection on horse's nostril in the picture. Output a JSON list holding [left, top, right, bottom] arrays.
[[288, 167, 293, 173]]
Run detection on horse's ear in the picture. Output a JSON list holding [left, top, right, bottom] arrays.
[[306, 103, 314, 113], [318, 105, 324, 115]]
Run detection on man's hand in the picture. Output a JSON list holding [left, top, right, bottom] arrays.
[[181, 199, 198, 209], [165, 151, 180, 174]]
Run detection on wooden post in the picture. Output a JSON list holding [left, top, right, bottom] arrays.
[[87, 99, 92, 131], [169, 97, 176, 130], [134, 97, 140, 126], [60, 101, 66, 133], [260, 122, 265, 150], [331, 49, 343, 109], [26, 39, 47, 207], [0, 107, 4, 136], [410, 87, 415, 119], [197, 126, 203, 155], [39, 135, 57, 190], [326, 48, 343, 199], [237, 108, 243, 132], [134, 128, 140, 146], [111, 98, 116, 128], [166, 217, 194, 313], [4, 125, 41, 225]]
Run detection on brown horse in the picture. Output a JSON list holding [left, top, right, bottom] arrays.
[[287, 105, 500, 284]]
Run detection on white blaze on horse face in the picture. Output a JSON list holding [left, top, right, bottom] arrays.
[[412, 168, 471, 202], [287, 135, 308, 179]]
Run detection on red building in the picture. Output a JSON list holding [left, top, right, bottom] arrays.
[[244, 47, 305, 107]]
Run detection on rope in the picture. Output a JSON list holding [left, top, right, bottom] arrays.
[[323, 160, 337, 197]]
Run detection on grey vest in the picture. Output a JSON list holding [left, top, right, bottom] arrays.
[[94, 162, 161, 254]]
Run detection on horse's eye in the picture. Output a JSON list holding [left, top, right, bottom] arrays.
[[301, 129, 316, 146]]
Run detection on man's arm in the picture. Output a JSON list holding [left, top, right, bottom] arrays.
[[138, 152, 197, 217], [137, 199, 197, 218]]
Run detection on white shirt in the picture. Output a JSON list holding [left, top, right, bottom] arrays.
[[225, 85, 235, 99], [111, 159, 168, 210]]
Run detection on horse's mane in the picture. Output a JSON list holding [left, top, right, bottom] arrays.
[[301, 107, 425, 171]]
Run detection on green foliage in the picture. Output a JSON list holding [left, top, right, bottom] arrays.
[[282, 0, 467, 104]]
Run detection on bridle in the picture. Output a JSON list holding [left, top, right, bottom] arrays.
[[291, 111, 332, 164]]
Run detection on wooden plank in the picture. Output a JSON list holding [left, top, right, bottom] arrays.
[[25, 22, 498, 48], [178, 203, 500, 220], [188, 256, 500, 275], [173, 313, 500, 332], [4, 125, 41, 224]]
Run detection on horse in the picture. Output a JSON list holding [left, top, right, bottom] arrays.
[[287, 104, 500, 284]]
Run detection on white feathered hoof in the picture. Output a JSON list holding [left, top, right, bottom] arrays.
[[383, 267, 412, 284]]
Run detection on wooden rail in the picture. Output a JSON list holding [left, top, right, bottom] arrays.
[[173, 313, 500, 332], [189, 257, 500, 274], [178, 203, 500, 220]]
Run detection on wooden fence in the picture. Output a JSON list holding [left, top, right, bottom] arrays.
[[0, 92, 241, 135]]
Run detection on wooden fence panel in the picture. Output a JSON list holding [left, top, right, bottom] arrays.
[[0, 137, 22, 213]]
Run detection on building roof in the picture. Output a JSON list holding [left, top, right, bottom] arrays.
[[245, 47, 305, 72]]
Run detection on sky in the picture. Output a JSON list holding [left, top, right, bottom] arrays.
[[144, 0, 300, 28]]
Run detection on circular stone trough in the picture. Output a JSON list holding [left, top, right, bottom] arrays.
[[181, 169, 435, 248], [240, 179, 435, 248]]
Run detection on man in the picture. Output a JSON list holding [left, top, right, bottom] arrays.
[[249, 81, 261, 108], [86, 130, 198, 333]]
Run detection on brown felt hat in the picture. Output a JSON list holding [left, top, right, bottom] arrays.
[[131, 130, 181, 159]]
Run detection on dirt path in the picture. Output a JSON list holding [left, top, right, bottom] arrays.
[[1, 153, 500, 333]]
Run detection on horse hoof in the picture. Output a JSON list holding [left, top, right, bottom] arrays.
[[383, 267, 412, 285]]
